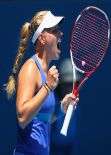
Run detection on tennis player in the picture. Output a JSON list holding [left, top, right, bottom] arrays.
[[5, 10, 78, 155]]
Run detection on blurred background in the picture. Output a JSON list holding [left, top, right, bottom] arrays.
[[0, 0, 111, 155]]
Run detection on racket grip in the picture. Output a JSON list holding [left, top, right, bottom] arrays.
[[60, 101, 74, 136]]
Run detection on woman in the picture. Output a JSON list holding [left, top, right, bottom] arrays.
[[5, 10, 78, 155]]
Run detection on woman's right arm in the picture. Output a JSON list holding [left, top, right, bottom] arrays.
[[16, 59, 59, 129]]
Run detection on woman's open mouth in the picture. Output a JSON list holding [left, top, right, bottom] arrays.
[[57, 38, 61, 50]]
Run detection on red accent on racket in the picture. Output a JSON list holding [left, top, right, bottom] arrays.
[[61, 6, 110, 136]]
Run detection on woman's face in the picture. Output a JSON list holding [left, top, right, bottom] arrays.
[[43, 26, 63, 60]]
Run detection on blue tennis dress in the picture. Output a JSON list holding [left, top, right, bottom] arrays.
[[14, 54, 56, 155]]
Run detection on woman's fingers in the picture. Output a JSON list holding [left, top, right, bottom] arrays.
[[47, 65, 59, 90]]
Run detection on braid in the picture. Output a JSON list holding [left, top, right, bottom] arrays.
[[5, 10, 49, 99], [5, 22, 30, 99], [13, 23, 30, 74]]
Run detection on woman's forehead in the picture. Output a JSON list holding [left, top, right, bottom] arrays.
[[51, 25, 59, 30]]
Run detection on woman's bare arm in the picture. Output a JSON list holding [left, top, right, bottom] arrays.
[[16, 59, 49, 129]]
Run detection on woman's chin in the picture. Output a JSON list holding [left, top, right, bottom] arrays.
[[55, 52, 61, 60], [51, 49, 61, 60]]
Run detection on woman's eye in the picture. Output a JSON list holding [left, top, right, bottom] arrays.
[[52, 29, 58, 33]]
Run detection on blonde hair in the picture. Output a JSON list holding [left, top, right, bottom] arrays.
[[5, 10, 48, 99]]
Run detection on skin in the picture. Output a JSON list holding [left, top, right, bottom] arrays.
[[16, 25, 79, 129]]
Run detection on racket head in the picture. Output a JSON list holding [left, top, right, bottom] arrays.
[[70, 6, 110, 94]]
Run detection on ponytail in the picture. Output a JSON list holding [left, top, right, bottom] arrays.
[[4, 22, 30, 99], [5, 11, 49, 99]]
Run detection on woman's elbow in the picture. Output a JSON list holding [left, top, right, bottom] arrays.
[[17, 114, 27, 129]]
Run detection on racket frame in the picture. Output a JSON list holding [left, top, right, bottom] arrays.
[[61, 6, 110, 136]]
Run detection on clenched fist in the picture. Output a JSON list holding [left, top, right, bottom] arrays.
[[46, 65, 59, 91]]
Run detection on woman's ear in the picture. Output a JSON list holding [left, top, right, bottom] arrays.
[[38, 33, 46, 45]]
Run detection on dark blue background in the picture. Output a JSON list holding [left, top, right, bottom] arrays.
[[0, 0, 111, 155]]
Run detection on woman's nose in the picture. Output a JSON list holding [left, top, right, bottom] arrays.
[[58, 30, 63, 37], [60, 31, 63, 36]]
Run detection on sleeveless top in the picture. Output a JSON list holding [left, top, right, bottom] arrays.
[[15, 54, 56, 155]]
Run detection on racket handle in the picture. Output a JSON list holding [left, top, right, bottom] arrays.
[[60, 101, 75, 136]]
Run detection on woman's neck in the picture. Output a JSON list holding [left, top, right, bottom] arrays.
[[35, 51, 50, 73]]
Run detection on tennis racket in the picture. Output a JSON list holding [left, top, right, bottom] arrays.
[[60, 6, 110, 136]]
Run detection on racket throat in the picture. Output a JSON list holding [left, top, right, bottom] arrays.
[[73, 76, 89, 96], [73, 82, 79, 96]]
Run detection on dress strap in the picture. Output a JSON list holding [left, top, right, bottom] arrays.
[[31, 54, 46, 85]]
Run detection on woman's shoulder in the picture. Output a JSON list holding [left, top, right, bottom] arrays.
[[18, 58, 39, 79]]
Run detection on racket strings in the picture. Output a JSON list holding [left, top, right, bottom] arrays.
[[72, 10, 109, 72], [77, 22, 108, 43], [72, 38, 105, 58], [73, 33, 107, 58], [72, 56, 96, 69], [72, 35, 106, 62], [85, 11, 108, 25], [78, 19, 108, 36], [75, 13, 108, 46], [75, 24, 108, 43], [82, 12, 108, 28], [73, 46, 101, 67], [72, 48, 102, 67]]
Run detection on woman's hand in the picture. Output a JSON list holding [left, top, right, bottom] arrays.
[[61, 93, 79, 113], [46, 65, 59, 91]]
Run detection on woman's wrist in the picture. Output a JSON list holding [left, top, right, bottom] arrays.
[[54, 101, 65, 121], [44, 82, 52, 94], [45, 82, 52, 91]]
